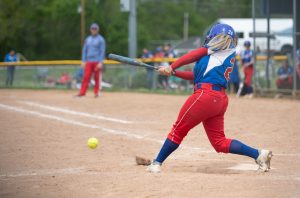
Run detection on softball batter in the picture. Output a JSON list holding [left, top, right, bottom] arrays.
[[147, 23, 272, 173]]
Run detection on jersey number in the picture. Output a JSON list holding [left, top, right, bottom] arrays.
[[224, 67, 233, 81]]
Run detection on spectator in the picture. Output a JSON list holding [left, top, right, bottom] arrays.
[[76, 23, 106, 98], [239, 41, 254, 97], [46, 76, 55, 87], [276, 60, 293, 90], [164, 44, 181, 89], [157, 44, 174, 90], [166, 43, 177, 58], [4, 49, 17, 87], [228, 59, 240, 94], [154, 46, 164, 89], [141, 48, 155, 89], [56, 72, 72, 88], [154, 46, 164, 59], [36, 67, 49, 84]]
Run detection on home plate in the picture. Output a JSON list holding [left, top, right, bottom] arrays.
[[227, 163, 258, 171]]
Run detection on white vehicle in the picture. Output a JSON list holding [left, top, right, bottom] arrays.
[[215, 18, 293, 54]]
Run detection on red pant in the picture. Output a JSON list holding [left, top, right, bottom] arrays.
[[79, 62, 101, 95], [167, 84, 232, 153], [243, 66, 254, 86], [276, 76, 293, 89]]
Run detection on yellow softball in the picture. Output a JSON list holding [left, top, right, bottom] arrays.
[[87, 137, 99, 149]]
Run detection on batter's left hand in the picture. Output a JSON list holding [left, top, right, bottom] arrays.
[[95, 62, 103, 71], [158, 66, 173, 76]]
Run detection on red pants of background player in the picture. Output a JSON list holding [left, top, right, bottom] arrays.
[[167, 83, 232, 153], [276, 76, 293, 89], [79, 62, 101, 96], [243, 66, 254, 86]]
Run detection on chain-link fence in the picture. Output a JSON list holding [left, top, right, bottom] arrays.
[[0, 57, 298, 97], [253, 55, 299, 97], [0, 62, 193, 93]]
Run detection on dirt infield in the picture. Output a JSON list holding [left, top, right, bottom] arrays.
[[0, 89, 300, 198]]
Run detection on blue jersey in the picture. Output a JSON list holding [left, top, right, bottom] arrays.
[[277, 66, 293, 76], [4, 53, 17, 62], [141, 51, 153, 58], [241, 49, 253, 65], [193, 49, 236, 88], [82, 34, 106, 62]]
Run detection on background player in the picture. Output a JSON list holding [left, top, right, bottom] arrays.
[[276, 59, 293, 90], [4, 49, 17, 87], [147, 24, 272, 173], [141, 48, 155, 89], [77, 23, 106, 98], [239, 41, 254, 97]]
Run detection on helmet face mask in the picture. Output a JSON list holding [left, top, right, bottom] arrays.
[[204, 23, 237, 52]]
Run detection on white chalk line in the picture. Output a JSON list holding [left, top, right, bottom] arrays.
[[16, 102, 300, 156], [1, 103, 300, 157], [0, 162, 252, 178], [0, 103, 143, 140], [18, 100, 132, 124], [0, 167, 85, 178], [1, 98, 300, 180], [1, 165, 299, 182], [0, 103, 213, 153], [226, 163, 300, 182], [12, 101, 300, 155], [227, 163, 259, 171]]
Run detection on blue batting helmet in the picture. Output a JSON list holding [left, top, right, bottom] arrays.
[[207, 23, 236, 40], [244, 40, 251, 46], [204, 23, 237, 51]]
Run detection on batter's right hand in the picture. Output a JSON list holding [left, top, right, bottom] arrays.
[[81, 62, 86, 68], [158, 66, 173, 76]]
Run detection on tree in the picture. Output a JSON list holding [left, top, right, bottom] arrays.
[[0, 0, 251, 60]]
